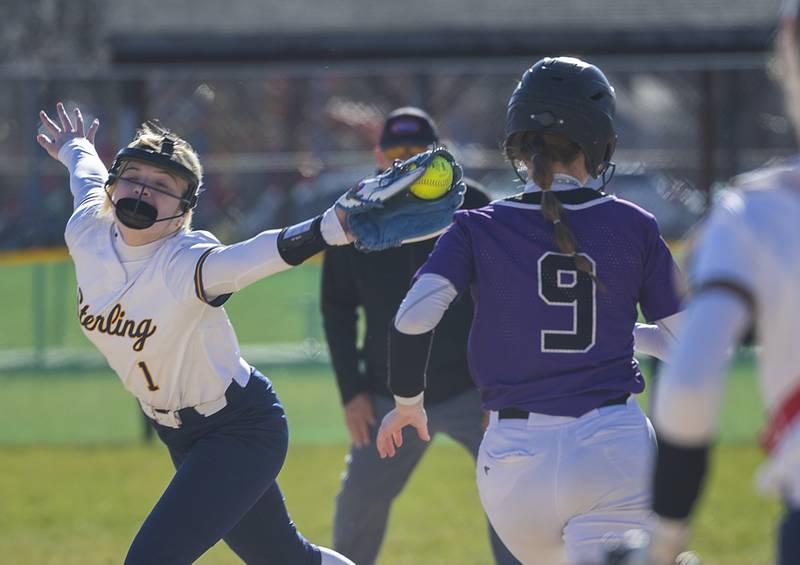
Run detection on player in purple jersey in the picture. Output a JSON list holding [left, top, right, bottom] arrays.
[[375, 57, 683, 564]]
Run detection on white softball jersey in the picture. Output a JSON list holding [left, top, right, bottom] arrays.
[[655, 160, 800, 502], [58, 138, 349, 414]]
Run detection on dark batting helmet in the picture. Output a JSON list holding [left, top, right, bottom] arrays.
[[505, 56, 617, 178]]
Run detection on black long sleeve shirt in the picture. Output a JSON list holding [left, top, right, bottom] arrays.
[[321, 184, 490, 406]]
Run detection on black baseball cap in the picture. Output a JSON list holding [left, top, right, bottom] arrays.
[[379, 107, 439, 149]]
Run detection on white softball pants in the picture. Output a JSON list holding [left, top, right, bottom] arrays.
[[476, 398, 656, 565]]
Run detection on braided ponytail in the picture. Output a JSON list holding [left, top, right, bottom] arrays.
[[505, 132, 606, 291]]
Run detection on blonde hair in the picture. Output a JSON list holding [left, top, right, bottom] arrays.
[[102, 121, 203, 232], [504, 131, 606, 291]]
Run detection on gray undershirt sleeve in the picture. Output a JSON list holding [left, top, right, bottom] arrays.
[[394, 273, 459, 335]]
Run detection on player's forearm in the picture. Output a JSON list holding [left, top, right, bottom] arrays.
[[57, 138, 108, 208], [388, 274, 458, 399], [388, 325, 433, 399], [652, 437, 710, 521], [647, 290, 749, 534], [653, 291, 749, 445], [633, 311, 682, 361], [201, 229, 290, 296], [202, 208, 350, 297]]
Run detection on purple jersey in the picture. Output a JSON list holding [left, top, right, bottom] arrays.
[[419, 188, 681, 417]]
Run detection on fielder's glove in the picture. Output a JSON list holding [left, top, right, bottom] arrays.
[[336, 147, 466, 252]]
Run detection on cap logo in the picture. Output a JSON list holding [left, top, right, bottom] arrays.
[[531, 112, 561, 127], [390, 118, 422, 135]]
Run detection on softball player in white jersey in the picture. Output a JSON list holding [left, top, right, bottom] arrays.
[[36, 103, 358, 565], [619, 4, 800, 564], [375, 57, 683, 565]]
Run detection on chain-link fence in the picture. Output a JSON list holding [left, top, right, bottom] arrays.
[[0, 56, 794, 369]]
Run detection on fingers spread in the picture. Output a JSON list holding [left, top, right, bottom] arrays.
[[36, 134, 53, 148], [57, 102, 74, 133], [87, 119, 99, 144], [74, 107, 84, 136], [40, 110, 61, 135]]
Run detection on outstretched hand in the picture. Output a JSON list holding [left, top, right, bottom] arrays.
[[376, 400, 430, 458], [36, 102, 99, 161]]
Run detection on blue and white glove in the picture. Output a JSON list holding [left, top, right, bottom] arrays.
[[336, 147, 466, 252]]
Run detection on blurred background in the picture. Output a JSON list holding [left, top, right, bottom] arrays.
[[0, 1, 787, 563]]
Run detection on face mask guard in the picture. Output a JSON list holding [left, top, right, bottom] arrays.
[[105, 134, 200, 230]]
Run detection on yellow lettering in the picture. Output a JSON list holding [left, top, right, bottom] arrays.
[[77, 297, 158, 352]]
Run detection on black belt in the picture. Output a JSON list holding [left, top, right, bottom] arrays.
[[497, 394, 630, 420]]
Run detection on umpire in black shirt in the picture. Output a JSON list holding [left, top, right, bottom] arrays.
[[321, 107, 518, 565]]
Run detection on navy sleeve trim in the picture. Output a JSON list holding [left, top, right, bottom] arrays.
[[194, 247, 231, 307]]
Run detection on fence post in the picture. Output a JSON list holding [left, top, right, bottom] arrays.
[[32, 263, 46, 369]]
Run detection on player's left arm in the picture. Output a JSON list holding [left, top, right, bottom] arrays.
[[376, 218, 474, 458], [647, 289, 750, 560], [647, 194, 757, 560], [192, 158, 440, 302], [376, 273, 459, 458], [191, 206, 352, 303]]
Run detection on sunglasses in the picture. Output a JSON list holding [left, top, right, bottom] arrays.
[[381, 145, 429, 162]]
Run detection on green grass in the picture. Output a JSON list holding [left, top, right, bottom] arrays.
[[0, 363, 779, 563], [0, 366, 348, 445], [0, 259, 780, 563], [0, 356, 763, 446], [0, 259, 323, 351], [0, 442, 780, 565]]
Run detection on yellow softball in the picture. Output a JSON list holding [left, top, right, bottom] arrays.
[[409, 156, 453, 200]]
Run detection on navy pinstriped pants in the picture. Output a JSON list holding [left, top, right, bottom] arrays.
[[125, 370, 320, 565]]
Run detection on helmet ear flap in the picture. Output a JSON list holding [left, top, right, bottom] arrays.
[[601, 135, 618, 172], [605, 135, 617, 163], [583, 136, 617, 179]]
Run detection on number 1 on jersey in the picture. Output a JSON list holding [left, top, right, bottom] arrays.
[[537, 252, 597, 353], [137, 361, 160, 391]]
